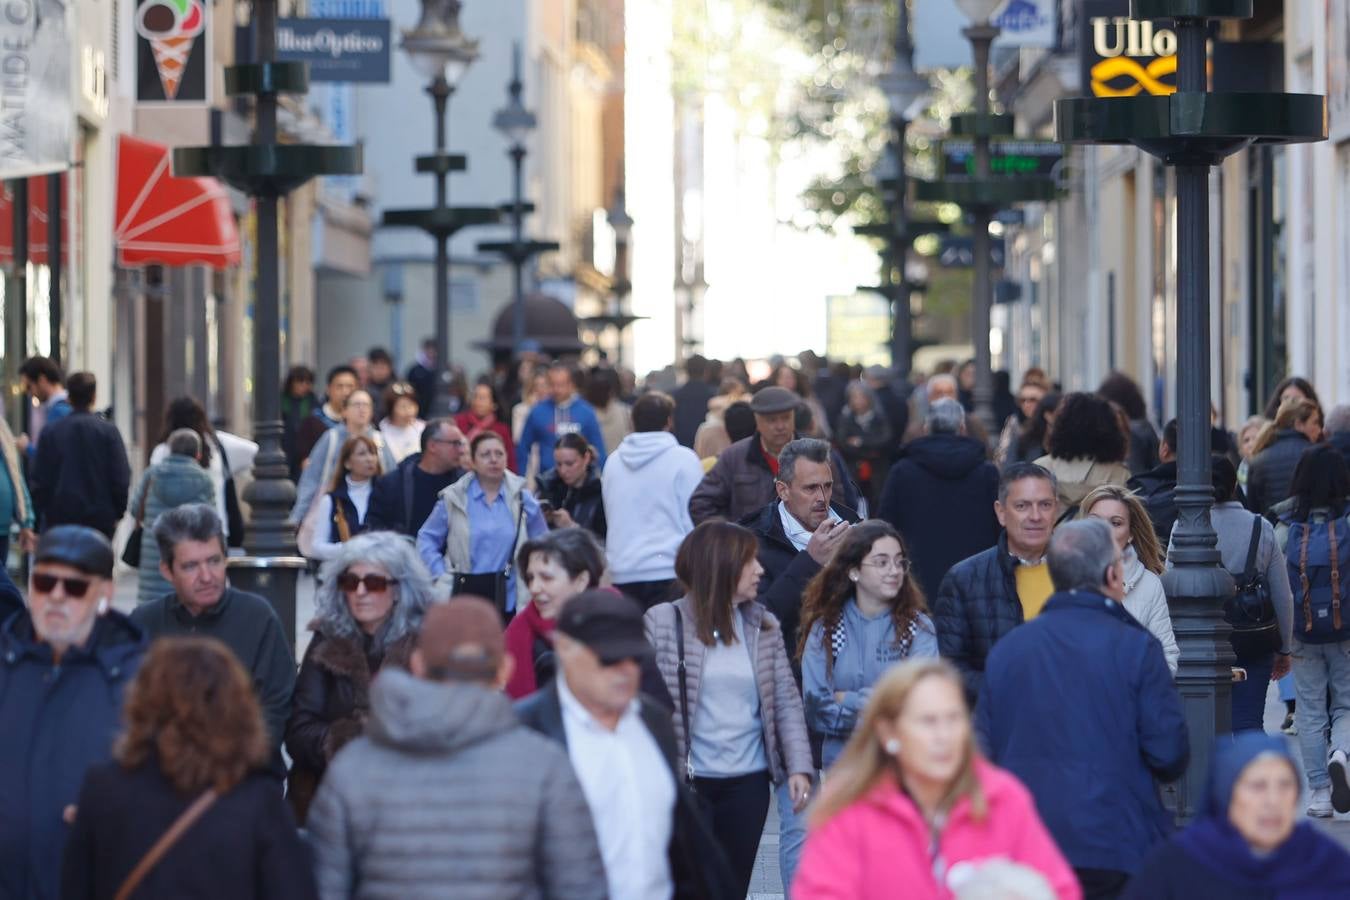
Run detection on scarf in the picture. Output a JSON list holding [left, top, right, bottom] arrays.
[[503, 601, 557, 699], [459, 411, 498, 443], [0, 418, 28, 524], [1175, 733, 1350, 897]]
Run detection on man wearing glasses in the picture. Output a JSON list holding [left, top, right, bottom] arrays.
[[130, 504, 294, 766], [0, 526, 147, 900], [367, 419, 467, 538]]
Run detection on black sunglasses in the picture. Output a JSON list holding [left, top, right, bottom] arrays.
[[32, 572, 93, 597], [336, 573, 398, 593]]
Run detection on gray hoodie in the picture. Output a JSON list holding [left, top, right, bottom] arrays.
[[602, 431, 704, 583], [801, 601, 938, 767], [306, 669, 607, 900]]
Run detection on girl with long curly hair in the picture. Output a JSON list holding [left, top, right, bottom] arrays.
[[797, 521, 937, 769], [61, 637, 317, 899]]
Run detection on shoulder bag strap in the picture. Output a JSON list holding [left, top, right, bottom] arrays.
[[114, 789, 218, 900], [1300, 525, 1313, 634], [209, 432, 233, 487], [1240, 515, 1263, 583], [1332, 520, 1343, 631], [502, 493, 527, 576], [135, 475, 154, 526], [674, 606, 694, 785], [334, 498, 352, 543]]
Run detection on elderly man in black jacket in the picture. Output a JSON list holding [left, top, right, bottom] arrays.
[[877, 398, 1000, 600], [933, 462, 1057, 703], [516, 591, 733, 900]]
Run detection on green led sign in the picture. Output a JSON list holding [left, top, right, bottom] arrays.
[[941, 140, 1064, 181]]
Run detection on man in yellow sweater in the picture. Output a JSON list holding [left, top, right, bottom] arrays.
[[931, 463, 1058, 702]]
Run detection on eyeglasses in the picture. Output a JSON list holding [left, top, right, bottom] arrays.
[[861, 557, 909, 574], [32, 572, 93, 597], [336, 573, 398, 593]]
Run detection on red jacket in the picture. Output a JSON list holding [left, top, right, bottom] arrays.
[[454, 412, 517, 473], [793, 760, 1081, 900]]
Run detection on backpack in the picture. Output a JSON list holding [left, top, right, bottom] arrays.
[[1285, 515, 1350, 644], [1224, 516, 1280, 658]]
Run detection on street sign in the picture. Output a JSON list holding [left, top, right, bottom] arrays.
[[941, 140, 1063, 181], [938, 237, 1005, 269], [276, 18, 391, 83]]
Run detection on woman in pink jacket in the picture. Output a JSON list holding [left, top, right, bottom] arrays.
[[793, 659, 1081, 900]]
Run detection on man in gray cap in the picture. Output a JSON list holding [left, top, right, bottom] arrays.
[[689, 385, 860, 524], [0, 525, 147, 900]]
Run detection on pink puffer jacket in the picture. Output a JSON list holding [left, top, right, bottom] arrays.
[[793, 760, 1081, 899]]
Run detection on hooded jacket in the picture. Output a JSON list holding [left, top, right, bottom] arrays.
[[792, 761, 1081, 900], [127, 454, 216, 604], [306, 669, 606, 900], [877, 433, 1001, 600], [0, 604, 146, 900], [603, 432, 703, 584]]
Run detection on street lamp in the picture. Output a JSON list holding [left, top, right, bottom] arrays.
[[606, 185, 635, 366], [957, 0, 1001, 433], [876, 0, 928, 379], [384, 0, 497, 414]]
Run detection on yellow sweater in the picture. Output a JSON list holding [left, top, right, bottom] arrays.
[[1015, 562, 1054, 621]]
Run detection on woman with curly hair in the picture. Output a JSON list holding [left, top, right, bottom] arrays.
[[60, 637, 317, 900], [1034, 392, 1132, 521], [798, 521, 937, 769], [285, 531, 438, 823], [1080, 484, 1179, 676]]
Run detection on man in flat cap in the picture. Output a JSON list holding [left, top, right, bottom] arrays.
[[689, 385, 860, 524], [308, 597, 607, 900], [0, 526, 147, 900]]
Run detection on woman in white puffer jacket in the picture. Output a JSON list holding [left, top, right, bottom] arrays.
[[1079, 483, 1180, 676]]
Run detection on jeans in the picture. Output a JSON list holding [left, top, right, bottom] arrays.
[[1291, 639, 1350, 790], [775, 774, 817, 896], [1279, 671, 1297, 703], [691, 770, 770, 898], [1231, 653, 1275, 733]]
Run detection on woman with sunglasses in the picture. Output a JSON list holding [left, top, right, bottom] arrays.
[[284, 531, 438, 824], [378, 382, 425, 464], [798, 521, 937, 770], [303, 435, 383, 562]]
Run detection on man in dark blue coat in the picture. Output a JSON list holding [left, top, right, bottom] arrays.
[[0, 526, 147, 900], [975, 519, 1188, 900]]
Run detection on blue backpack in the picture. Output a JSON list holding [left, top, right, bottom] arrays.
[[1286, 516, 1350, 644]]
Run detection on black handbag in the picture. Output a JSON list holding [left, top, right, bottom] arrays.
[[450, 498, 526, 615], [122, 475, 154, 567], [1225, 515, 1282, 659]]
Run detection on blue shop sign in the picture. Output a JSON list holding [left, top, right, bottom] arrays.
[[276, 18, 391, 83]]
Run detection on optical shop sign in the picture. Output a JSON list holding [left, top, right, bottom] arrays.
[[1080, 1, 1179, 97], [276, 18, 391, 83]]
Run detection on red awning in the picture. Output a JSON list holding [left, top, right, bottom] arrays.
[[115, 134, 241, 270], [0, 175, 68, 268]]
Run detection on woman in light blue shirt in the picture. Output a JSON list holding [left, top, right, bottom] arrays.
[[798, 520, 938, 769], [417, 431, 547, 615]]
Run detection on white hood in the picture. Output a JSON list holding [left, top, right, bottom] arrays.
[[614, 431, 679, 471]]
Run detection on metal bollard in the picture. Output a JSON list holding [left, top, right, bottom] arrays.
[[227, 556, 307, 649]]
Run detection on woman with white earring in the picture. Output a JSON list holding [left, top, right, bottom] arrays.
[[798, 521, 938, 769], [1080, 484, 1179, 676], [792, 659, 1081, 899]]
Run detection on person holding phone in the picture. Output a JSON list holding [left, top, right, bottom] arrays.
[[534, 433, 606, 538]]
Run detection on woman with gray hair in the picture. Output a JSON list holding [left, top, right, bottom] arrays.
[[126, 428, 215, 604], [284, 530, 439, 824]]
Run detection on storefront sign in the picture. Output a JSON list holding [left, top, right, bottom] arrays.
[[941, 140, 1063, 180], [136, 0, 210, 103], [0, 0, 72, 177], [276, 18, 391, 83], [1080, 1, 1177, 98]]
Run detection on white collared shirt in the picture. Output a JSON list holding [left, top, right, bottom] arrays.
[[778, 501, 844, 552], [557, 671, 676, 900]]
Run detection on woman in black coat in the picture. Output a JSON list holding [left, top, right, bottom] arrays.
[[284, 530, 437, 824], [61, 638, 317, 900], [534, 433, 607, 538], [1245, 398, 1322, 517], [1124, 733, 1350, 899]]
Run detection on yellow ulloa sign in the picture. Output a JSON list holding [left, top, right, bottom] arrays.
[[1083, 6, 1178, 97]]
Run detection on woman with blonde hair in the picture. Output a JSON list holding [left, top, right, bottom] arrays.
[[1246, 398, 1323, 516], [1079, 484, 1179, 676], [61, 637, 317, 899], [793, 659, 1079, 899]]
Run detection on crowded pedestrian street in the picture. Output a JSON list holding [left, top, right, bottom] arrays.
[[9, 0, 1350, 899]]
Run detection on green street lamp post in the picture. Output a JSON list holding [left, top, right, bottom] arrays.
[[1056, 0, 1326, 820], [383, 0, 497, 415], [173, 0, 362, 643]]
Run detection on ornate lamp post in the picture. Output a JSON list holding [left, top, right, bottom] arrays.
[[583, 185, 639, 365], [383, 0, 498, 414], [173, 0, 361, 641], [478, 44, 559, 359], [1056, 0, 1325, 820]]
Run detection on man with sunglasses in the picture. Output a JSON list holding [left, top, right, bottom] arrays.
[[129, 504, 295, 765], [366, 419, 467, 538], [0, 526, 147, 900]]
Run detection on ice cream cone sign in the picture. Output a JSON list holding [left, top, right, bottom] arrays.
[[135, 0, 206, 101]]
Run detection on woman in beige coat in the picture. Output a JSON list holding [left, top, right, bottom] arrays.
[[1034, 392, 1132, 522], [644, 520, 813, 898]]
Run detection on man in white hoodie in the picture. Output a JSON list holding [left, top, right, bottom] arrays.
[[603, 392, 705, 610]]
